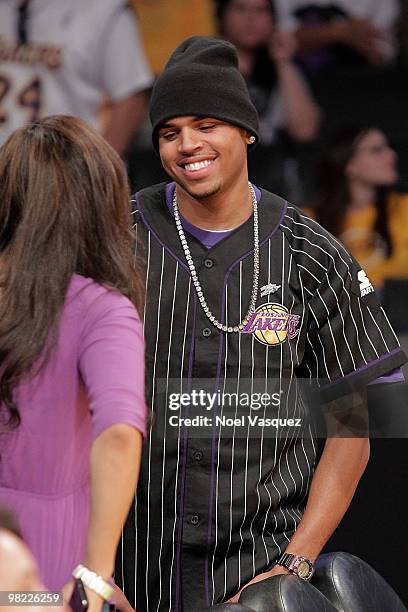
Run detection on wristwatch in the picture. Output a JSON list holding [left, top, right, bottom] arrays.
[[276, 552, 315, 581]]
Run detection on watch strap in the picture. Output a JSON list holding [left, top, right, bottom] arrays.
[[276, 552, 315, 581]]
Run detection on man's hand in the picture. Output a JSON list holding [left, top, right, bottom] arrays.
[[227, 565, 290, 603]]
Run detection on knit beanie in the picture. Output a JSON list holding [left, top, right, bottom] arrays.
[[149, 36, 259, 152]]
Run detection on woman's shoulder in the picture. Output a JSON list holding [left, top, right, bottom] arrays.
[[66, 274, 138, 321]]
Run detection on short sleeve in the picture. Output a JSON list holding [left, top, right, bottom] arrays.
[[301, 254, 407, 400], [96, 5, 154, 101], [78, 290, 147, 439]]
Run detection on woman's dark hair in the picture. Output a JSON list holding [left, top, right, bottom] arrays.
[[0, 506, 22, 538], [0, 115, 144, 428], [216, 0, 277, 92], [313, 126, 393, 255]]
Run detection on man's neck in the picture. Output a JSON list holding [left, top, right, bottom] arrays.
[[175, 178, 254, 231]]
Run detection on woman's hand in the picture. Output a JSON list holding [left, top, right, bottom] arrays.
[[269, 30, 297, 65], [62, 579, 104, 612], [62, 580, 136, 612], [112, 584, 135, 612]]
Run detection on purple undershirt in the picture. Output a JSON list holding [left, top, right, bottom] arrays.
[[164, 182, 404, 385], [165, 182, 261, 249]]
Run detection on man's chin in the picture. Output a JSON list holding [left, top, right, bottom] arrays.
[[176, 179, 221, 201]]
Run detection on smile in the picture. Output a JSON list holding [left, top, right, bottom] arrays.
[[183, 159, 214, 172]]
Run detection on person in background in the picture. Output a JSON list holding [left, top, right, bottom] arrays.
[[0, 0, 154, 155], [0, 507, 62, 612], [309, 126, 408, 290], [131, 0, 216, 75], [0, 115, 146, 611], [273, 0, 400, 75], [216, 0, 320, 196]]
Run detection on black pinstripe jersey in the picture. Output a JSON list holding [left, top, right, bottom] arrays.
[[116, 183, 406, 611]]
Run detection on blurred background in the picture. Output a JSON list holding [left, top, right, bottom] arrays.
[[1, 0, 407, 604]]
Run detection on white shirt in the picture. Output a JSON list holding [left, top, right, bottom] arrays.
[[0, 0, 154, 145]]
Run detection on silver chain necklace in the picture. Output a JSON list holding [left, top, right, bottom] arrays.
[[172, 182, 259, 333]]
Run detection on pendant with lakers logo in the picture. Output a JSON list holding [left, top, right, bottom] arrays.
[[241, 303, 300, 346]]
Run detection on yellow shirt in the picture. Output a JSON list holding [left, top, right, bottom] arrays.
[[305, 193, 408, 288], [131, 0, 216, 74]]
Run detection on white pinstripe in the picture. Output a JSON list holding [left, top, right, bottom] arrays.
[[168, 277, 192, 608], [156, 262, 179, 612], [145, 247, 165, 610]]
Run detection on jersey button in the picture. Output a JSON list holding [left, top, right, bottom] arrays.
[[204, 258, 214, 269], [193, 450, 203, 461], [202, 328, 212, 337], [190, 514, 200, 526]]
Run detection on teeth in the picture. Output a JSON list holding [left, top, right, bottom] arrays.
[[184, 160, 213, 172]]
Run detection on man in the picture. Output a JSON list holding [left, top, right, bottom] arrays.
[[0, 0, 153, 155], [116, 36, 407, 611]]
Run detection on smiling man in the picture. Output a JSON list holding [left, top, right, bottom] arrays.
[[116, 36, 407, 611]]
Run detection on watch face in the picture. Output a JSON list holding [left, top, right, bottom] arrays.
[[297, 561, 311, 579]]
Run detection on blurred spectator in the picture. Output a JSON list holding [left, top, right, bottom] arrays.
[[131, 0, 216, 74], [273, 0, 400, 76], [0, 0, 153, 155], [308, 126, 408, 289], [0, 508, 64, 612], [0, 508, 44, 592], [216, 0, 320, 195]]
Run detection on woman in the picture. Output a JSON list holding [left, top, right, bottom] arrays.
[[311, 126, 408, 288], [0, 116, 146, 609], [216, 0, 320, 195]]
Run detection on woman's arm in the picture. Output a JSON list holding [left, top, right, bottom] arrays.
[[63, 288, 147, 611], [84, 424, 142, 578]]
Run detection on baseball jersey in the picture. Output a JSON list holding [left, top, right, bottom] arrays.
[[0, 0, 153, 146], [116, 183, 406, 611]]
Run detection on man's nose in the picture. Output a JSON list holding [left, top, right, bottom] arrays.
[[178, 128, 202, 154]]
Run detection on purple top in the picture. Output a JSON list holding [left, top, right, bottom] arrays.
[[165, 182, 262, 249], [0, 274, 146, 590]]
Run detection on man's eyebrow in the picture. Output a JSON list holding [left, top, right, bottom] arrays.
[[159, 117, 213, 131], [159, 122, 177, 130]]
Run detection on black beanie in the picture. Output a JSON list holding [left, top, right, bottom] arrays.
[[149, 36, 259, 152]]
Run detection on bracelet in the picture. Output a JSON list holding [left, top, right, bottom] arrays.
[[72, 564, 114, 601]]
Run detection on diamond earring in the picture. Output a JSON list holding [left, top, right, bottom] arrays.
[[248, 136, 256, 144]]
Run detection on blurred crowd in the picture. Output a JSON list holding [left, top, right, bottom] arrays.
[[0, 0, 407, 321]]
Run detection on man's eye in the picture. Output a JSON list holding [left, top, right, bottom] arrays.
[[199, 124, 215, 131], [161, 131, 177, 141]]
